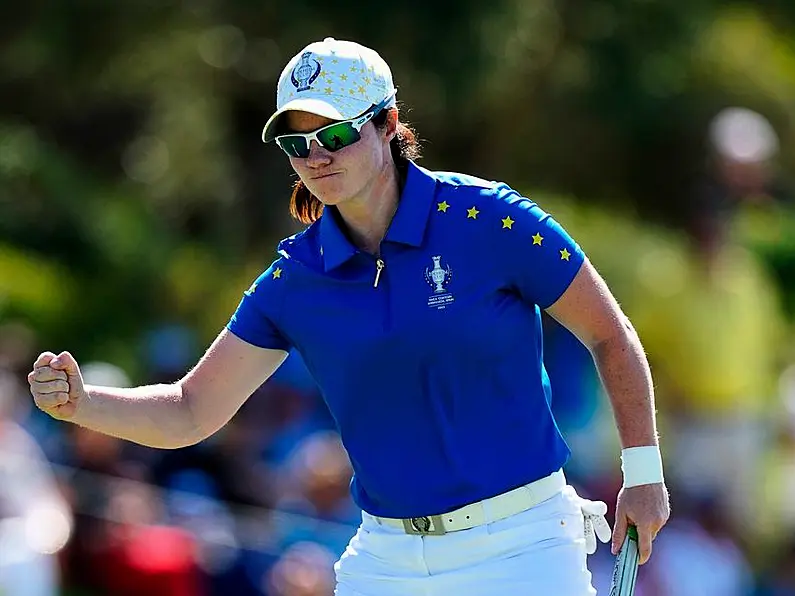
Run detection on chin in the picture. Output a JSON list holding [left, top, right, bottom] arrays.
[[312, 192, 346, 208], [308, 182, 349, 207]]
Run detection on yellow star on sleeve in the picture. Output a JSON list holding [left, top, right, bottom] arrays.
[[532, 233, 543, 246], [560, 248, 571, 261], [437, 201, 450, 212], [467, 206, 479, 219], [272, 267, 283, 279], [501, 216, 515, 229]]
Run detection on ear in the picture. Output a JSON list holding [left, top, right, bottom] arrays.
[[382, 108, 398, 143]]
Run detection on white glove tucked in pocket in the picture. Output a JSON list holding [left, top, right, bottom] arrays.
[[568, 486, 612, 555]]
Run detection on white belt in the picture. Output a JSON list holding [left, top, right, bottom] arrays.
[[369, 469, 566, 536]]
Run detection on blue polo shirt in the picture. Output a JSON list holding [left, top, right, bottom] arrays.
[[228, 161, 586, 518]]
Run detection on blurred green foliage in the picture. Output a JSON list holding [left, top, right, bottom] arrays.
[[1, 1, 794, 379]]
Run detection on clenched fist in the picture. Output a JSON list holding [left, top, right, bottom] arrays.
[[28, 351, 86, 420]]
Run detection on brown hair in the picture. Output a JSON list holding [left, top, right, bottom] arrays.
[[288, 108, 421, 225]]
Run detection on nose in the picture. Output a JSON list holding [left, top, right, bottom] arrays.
[[305, 140, 332, 166]]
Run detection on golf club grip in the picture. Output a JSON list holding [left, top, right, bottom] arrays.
[[608, 525, 639, 596]]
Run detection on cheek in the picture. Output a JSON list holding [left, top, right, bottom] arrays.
[[288, 157, 308, 177], [287, 139, 382, 199]]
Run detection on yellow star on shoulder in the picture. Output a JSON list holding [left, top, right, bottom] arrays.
[[437, 201, 450, 213], [501, 216, 515, 229], [272, 267, 283, 279], [532, 233, 544, 246], [339, 73, 348, 81], [560, 248, 571, 261], [467, 206, 479, 219], [324, 87, 333, 95]]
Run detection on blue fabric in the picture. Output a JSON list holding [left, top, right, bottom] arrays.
[[228, 161, 586, 518]]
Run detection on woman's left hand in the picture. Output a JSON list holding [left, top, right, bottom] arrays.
[[611, 482, 670, 564]]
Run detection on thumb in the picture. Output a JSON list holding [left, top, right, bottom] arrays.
[[50, 351, 81, 379], [611, 509, 628, 555]]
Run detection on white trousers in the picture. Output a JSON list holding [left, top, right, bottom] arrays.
[[334, 485, 596, 596]]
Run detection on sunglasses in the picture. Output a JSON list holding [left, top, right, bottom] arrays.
[[275, 94, 394, 158]]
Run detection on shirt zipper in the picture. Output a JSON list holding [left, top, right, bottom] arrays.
[[373, 258, 385, 288]]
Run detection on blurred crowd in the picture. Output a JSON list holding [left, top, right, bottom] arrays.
[[0, 325, 357, 596], [1, 104, 794, 596]]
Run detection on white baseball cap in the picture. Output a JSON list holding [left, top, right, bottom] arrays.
[[261, 37, 397, 143]]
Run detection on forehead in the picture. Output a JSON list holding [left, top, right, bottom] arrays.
[[283, 110, 337, 133]]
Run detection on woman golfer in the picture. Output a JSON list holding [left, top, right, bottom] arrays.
[[29, 38, 669, 595]]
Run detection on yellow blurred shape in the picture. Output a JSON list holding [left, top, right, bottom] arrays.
[[0, 245, 74, 318]]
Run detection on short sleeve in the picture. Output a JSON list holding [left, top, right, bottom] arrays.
[[226, 260, 292, 352], [493, 185, 585, 308]]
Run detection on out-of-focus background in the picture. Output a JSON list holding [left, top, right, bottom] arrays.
[[1, 2, 795, 595]]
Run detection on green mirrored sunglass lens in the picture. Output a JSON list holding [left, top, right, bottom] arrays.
[[317, 123, 360, 151], [279, 136, 309, 157]]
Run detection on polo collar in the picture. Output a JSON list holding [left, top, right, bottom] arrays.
[[320, 161, 437, 271]]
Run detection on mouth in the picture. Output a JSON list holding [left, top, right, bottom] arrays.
[[312, 172, 341, 180]]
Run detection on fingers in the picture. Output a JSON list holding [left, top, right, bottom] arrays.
[[609, 484, 669, 564], [611, 509, 628, 555], [49, 351, 79, 377], [32, 389, 70, 411], [34, 352, 57, 368], [28, 368, 68, 384], [637, 525, 653, 565], [30, 379, 70, 395], [29, 351, 81, 420]]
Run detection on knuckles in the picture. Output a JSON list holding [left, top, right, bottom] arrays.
[[33, 392, 68, 409]]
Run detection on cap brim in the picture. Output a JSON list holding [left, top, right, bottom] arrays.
[[261, 97, 364, 143]]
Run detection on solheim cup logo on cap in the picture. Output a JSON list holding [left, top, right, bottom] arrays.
[[424, 255, 455, 310], [290, 52, 321, 92]]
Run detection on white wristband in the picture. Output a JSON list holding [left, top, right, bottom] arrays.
[[621, 446, 664, 488]]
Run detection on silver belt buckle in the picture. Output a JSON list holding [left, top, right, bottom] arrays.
[[402, 514, 446, 536]]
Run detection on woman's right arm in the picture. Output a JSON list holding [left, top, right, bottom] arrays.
[[28, 329, 288, 449]]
